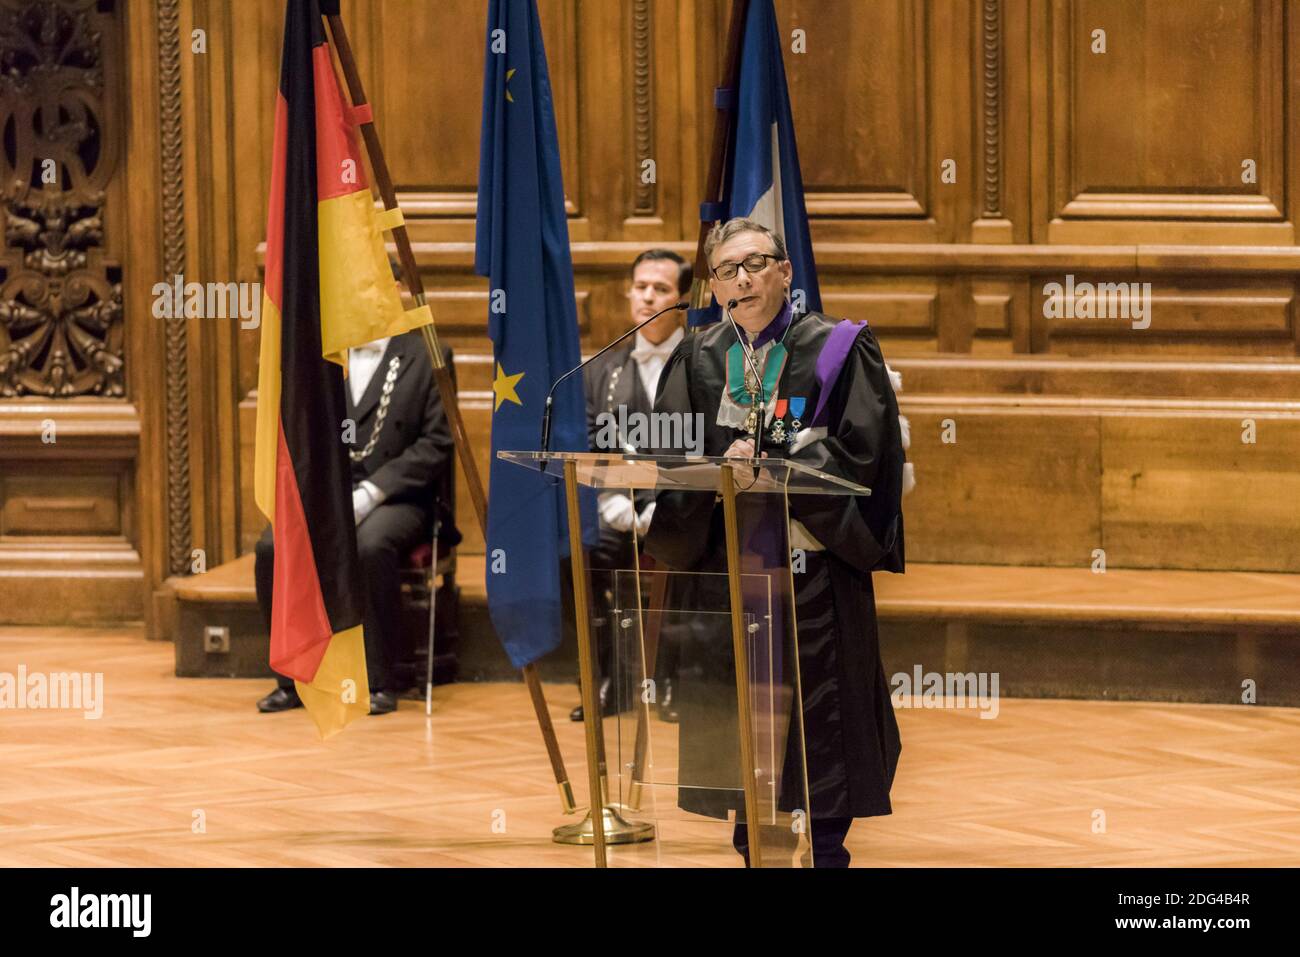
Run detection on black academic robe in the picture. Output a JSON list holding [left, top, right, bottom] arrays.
[[644, 309, 905, 820]]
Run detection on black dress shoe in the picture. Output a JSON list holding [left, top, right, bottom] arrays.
[[369, 690, 397, 715], [569, 677, 622, 722], [257, 686, 302, 713]]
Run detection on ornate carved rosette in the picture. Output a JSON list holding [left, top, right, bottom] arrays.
[[0, 0, 123, 398]]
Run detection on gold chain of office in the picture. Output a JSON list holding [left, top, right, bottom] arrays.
[[349, 355, 400, 462]]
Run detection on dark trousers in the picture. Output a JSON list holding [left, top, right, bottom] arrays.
[[732, 816, 854, 868], [254, 501, 428, 693], [590, 527, 637, 688], [561, 526, 681, 704]]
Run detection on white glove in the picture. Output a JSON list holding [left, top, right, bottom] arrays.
[[634, 501, 656, 536], [351, 482, 382, 526], [598, 492, 636, 533], [887, 365, 916, 494]]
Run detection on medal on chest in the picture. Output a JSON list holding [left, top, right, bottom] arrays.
[[788, 396, 805, 432], [769, 399, 788, 443], [727, 340, 788, 437]]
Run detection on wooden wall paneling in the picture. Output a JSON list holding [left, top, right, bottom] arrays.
[[1100, 413, 1300, 573], [1040, 275, 1296, 357], [692, 0, 729, 215], [902, 408, 1103, 565], [2, 472, 122, 537], [782, 0, 944, 243], [971, 0, 1031, 244], [0, 404, 142, 624], [121, 0, 170, 632], [1033, 0, 1294, 245], [820, 276, 941, 355], [360, 0, 487, 238], [576, 0, 625, 242], [936, 274, 974, 353], [562, 0, 686, 246], [968, 275, 1031, 354], [931, 0, 971, 247], [892, 354, 1300, 401], [540, 0, 583, 231], [674, 0, 706, 246], [181, 0, 245, 572], [627, 0, 661, 227], [1288, 0, 1300, 241]]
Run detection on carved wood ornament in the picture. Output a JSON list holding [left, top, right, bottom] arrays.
[[0, 0, 123, 398]]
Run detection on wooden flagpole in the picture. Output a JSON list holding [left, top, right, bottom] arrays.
[[323, 11, 578, 816], [689, 0, 752, 310]]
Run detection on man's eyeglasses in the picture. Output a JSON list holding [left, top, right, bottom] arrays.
[[711, 252, 783, 281]]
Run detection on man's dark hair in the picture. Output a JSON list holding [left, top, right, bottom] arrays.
[[704, 218, 787, 267], [630, 248, 692, 296]]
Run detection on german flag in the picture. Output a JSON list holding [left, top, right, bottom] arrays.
[[255, 0, 432, 738]]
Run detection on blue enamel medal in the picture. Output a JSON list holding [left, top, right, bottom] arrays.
[[788, 396, 806, 432]]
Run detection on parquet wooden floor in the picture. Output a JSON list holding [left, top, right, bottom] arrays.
[[2, 627, 1298, 867]]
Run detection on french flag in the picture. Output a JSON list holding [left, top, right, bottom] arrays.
[[691, 0, 820, 328], [693, 2, 915, 494]]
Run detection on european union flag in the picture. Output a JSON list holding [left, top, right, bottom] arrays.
[[475, 0, 589, 668], [691, 0, 821, 328]]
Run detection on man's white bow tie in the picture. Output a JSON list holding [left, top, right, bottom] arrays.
[[631, 342, 674, 364], [353, 343, 385, 356]]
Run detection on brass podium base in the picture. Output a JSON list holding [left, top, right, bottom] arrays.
[[552, 806, 656, 846]]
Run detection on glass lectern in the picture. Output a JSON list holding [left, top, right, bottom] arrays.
[[498, 451, 871, 868]]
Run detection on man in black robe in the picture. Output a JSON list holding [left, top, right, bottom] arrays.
[[644, 217, 905, 867]]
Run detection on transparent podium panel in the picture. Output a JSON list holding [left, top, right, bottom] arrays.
[[598, 487, 814, 868], [496, 451, 872, 868]]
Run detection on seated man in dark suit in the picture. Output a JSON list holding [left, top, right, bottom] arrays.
[[255, 324, 454, 716], [569, 248, 691, 723]]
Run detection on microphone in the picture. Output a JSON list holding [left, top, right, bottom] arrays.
[[539, 301, 689, 463], [725, 298, 766, 461]]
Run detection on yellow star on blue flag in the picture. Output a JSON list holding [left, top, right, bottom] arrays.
[[492, 361, 524, 411]]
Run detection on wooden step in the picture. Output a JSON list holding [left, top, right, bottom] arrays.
[[172, 551, 1300, 705], [442, 554, 1300, 627], [173, 553, 256, 602], [874, 563, 1300, 626], [175, 552, 1300, 630]]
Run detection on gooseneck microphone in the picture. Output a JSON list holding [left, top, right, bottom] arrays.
[[538, 301, 689, 465], [725, 298, 766, 461]]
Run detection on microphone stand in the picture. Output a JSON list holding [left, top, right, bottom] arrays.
[[538, 301, 689, 469]]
